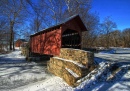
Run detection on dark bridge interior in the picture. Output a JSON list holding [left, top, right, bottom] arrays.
[[62, 29, 81, 49]]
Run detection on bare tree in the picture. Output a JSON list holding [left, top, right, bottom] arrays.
[[109, 30, 121, 47], [27, 0, 92, 26], [82, 12, 99, 48], [99, 17, 117, 48], [0, 15, 9, 51], [24, 0, 49, 33], [0, 0, 26, 50], [122, 28, 130, 47], [30, 15, 42, 33]]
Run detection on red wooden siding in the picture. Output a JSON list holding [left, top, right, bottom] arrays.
[[62, 18, 82, 36], [15, 39, 26, 47], [31, 28, 61, 55], [15, 41, 22, 47]]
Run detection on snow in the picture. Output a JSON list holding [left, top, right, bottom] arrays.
[[0, 47, 130, 91], [95, 53, 130, 62], [111, 47, 130, 54], [99, 48, 130, 54], [0, 48, 52, 91], [53, 57, 86, 68], [0, 48, 25, 63], [12, 76, 73, 91], [65, 68, 79, 78], [79, 64, 130, 91]]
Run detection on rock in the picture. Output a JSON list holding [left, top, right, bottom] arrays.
[[47, 48, 95, 87]]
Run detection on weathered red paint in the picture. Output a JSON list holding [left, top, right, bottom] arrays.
[[30, 15, 87, 56], [31, 28, 61, 55], [15, 39, 26, 47]]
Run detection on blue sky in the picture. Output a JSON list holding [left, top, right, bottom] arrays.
[[91, 0, 130, 30]]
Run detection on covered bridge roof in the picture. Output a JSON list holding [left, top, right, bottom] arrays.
[[16, 39, 27, 42], [30, 15, 87, 37]]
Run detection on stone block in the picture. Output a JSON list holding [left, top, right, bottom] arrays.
[[47, 48, 95, 87]]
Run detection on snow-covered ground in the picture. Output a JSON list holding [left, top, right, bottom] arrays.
[[0, 48, 53, 91], [0, 48, 130, 91], [95, 48, 130, 62]]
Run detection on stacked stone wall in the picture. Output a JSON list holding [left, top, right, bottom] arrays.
[[47, 48, 95, 87]]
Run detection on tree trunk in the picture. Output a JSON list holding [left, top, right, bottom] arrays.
[[12, 32, 15, 50], [9, 21, 14, 51], [9, 29, 13, 50]]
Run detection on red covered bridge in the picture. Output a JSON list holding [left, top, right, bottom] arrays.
[[15, 39, 27, 47], [30, 15, 87, 56]]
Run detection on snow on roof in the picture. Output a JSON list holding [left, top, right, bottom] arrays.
[[53, 57, 86, 68]]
